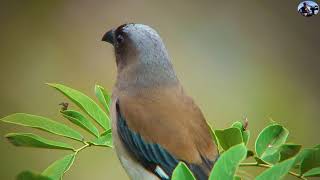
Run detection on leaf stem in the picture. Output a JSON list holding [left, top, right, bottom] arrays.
[[239, 162, 307, 180], [73, 141, 91, 154]]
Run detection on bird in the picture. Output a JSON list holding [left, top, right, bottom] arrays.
[[102, 23, 218, 180]]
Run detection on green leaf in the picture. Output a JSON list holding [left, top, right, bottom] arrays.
[[242, 130, 250, 146], [1, 113, 83, 141], [315, 144, 320, 149], [94, 85, 111, 113], [293, 148, 314, 170], [172, 162, 195, 180], [233, 176, 241, 180], [231, 121, 243, 129], [303, 167, 320, 177], [208, 123, 222, 152], [256, 157, 296, 180], [89, 129, 113, 147], [47, 83, 110, 130], [6, 133, 74, 150], [17, 171, 52, 180], [209, 143, 247, 180], [232, 121, 250, 145], [255, 124, 289, 163], [262, 144, 301, 164], [61, 110, 99, 137], [300, 147, 320, 175], [279, 144, 301, 162], [214, 127, 243, 151], [254, 157, 267, 165], [42, 154, 76, 180]]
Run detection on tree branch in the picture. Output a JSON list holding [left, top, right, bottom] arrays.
[[239, 162, 307, 180]]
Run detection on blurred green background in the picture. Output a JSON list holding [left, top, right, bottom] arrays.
[[0, 0, 319, 179]]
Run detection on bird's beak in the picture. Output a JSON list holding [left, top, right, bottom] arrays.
[[102, 28, 115, 45]]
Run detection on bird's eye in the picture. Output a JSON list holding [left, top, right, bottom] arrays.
[[116, 35, 124, 44]]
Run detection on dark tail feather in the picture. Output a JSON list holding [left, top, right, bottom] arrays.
[[188, 163, 210, 180], [186, 155, 219, 180]]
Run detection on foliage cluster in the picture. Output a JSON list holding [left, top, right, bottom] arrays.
[[1, 84, 319, 180]]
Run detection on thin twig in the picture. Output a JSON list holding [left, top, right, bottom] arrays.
[[239, 162, 307, 180], [73, 141, 91, 154]]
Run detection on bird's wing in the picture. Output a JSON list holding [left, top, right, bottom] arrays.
[[115, 88, 218, 179]]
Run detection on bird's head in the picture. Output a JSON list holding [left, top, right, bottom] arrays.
[[102, 23, 177, 88]]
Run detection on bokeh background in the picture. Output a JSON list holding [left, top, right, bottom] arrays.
[[1, 0, 319, 179]]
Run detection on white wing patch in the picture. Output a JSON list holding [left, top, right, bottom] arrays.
[[155, 165, 170, 179]]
